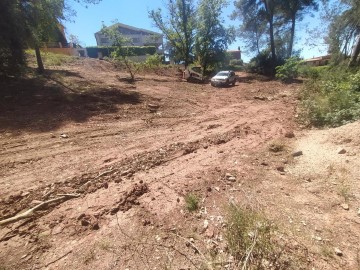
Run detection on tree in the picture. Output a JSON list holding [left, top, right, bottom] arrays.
[[101, 23, 138, 81], [232, 0, 278, 72], [278, 0, 318, 57], [149, 0, 196, 67], [0, 0, 101, 75], [0, 0, 27, 74], [322, 0, 360, 65], [232, 0, 267, 54], [195, 0, 235, 74]]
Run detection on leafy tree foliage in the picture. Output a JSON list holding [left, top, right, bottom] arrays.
[[278, 0, 318, 57], [232, 0, 318, 74], [195, 0, 235, 74], [0, 0, 27, 74], [325, 0, 360, 65], [0, 0, 100, 75], [149, 0, 196, 67], [149, 0, 234, 73], [101, 23, 139, 81]]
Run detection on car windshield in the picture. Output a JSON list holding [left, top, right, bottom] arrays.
[[216, 72, 229, 76]]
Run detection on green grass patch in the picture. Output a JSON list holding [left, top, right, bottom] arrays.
[[26, 50, 78, 67], [184, 193, 200, 212]]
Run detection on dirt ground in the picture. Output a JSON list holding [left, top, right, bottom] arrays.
[[0, 58, 359, 270]]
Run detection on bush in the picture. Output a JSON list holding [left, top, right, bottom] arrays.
[[86, 46, 157, 58], [301, 69, 360, 127], [298, 65, 328, 79], [275, 57, 300, 82], [248, 50, 285, 76], [143, 54, 163, 68], [229, 59, 243, 66], [184, 193, 199, 212]]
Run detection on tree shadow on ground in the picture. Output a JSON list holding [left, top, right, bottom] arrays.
[[0, 73, 142, 133]]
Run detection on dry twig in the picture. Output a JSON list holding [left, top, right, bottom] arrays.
[[0, 193, 80, 226]]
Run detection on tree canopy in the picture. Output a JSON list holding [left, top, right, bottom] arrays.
[[0, 0, 100, 75], [149, 0, 234, 72]]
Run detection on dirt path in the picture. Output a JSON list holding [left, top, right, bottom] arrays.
[[0, 59, 359, 269]]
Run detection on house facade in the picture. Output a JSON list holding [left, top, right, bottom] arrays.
[[94, 23, 163, 52]]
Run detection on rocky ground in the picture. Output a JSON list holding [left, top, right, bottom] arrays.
[[0, 58, 359, 269]]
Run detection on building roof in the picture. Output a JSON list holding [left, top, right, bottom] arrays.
[[95, 22, 162, 36], [303, 55, 331, 62]]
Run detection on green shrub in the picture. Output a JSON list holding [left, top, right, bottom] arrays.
[[275, 57, 300, 82], [184, 193, 199, 212], [144, 54, 163, 68], [229, 59, 243, 66], [86, 46, 157, 58], [301, 69, 360, 127], [248, 49, 285, 76], [298, 65, 328, 79]]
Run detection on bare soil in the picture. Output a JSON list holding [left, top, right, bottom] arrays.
[[0, 58, 359, 270]]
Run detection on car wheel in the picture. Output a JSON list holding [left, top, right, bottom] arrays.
[[232, 81, 235, 86]]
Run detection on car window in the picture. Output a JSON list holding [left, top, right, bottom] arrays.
[[217, 72, 229, 76]]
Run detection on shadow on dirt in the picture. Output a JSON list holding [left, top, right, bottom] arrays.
[[0, 73, 142, 133]]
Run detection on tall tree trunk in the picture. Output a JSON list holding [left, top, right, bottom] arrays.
[[289, 16, 296, 57], [349, 35, 360, 67], [35, 46, 44, 74], [269, 18, 276, 73]]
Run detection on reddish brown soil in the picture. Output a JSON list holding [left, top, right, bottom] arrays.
[[0, 58, 359, 270]]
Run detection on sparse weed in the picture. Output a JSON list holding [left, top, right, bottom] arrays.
[[97, 239, 113, 251], [268, 140, 285, 152], [225, 204, 276, 268], [338, 184, 351, 202], [83, 248, 96, 265], [184, 193, 200, 212], [320, 245, 334, 259]]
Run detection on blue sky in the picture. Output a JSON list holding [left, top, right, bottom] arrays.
[[64, 0, 328, 62]]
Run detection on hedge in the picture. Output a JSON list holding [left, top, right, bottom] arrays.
[[86, 46, 157, 58]]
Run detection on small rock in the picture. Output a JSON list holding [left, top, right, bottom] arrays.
[[227, 176, 236, 182], [338, 148, 346, 154], [260, 162, 268, 166], [207, 187, 212, 192], [91, 223, 100, 230], [334, 247, 343, 256], [313, 236, 322, 241], [203, 220, 209, 230], [177, 198, 180, 203], [341, 203, 349, 210], [214, 187, 220, 192], [77, 213, 86, 220], [205, 228, 215, 238], [357, 208, 360, 216], [103, 182, 108, 189], [276, 166, 285, 172], [60, 134, 69, 138], [114, 178, 122, 183], [284, 131, 295, 138], [110, 207, 120, 215], [292, 151, 303, 157], [142, 220, 151, 226], [81, 219, 90, 226]]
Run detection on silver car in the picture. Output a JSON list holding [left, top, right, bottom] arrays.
[[210, 71, 237, 87]]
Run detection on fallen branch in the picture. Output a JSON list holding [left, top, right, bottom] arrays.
[[43, 250, 72, 268], [0, 194, 80, 226]]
